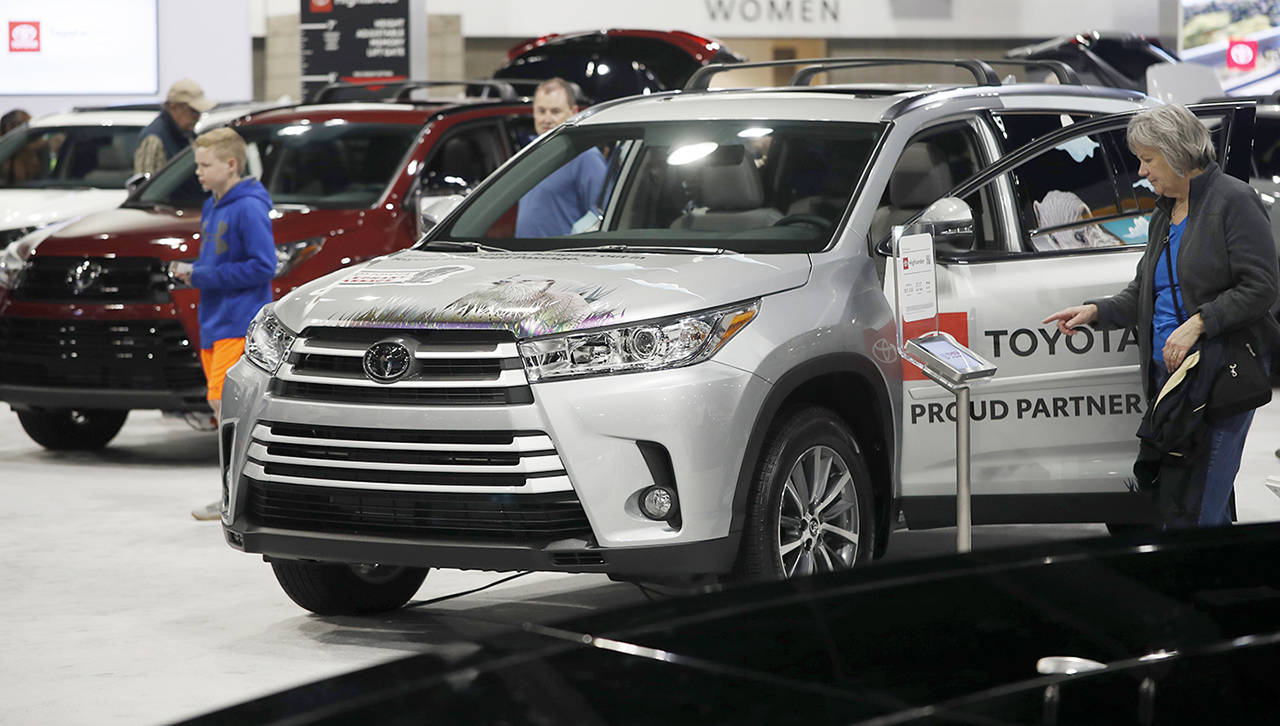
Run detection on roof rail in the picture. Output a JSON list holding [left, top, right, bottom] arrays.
[[309, 79, 521, 104], [978, 59, 1081, 85], [685, 57, 1001, 92]]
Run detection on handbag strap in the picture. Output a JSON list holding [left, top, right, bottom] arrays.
[[1162, 231, 1187, 324]]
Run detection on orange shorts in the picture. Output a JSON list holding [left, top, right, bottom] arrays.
[[200, 338, 246, 402]]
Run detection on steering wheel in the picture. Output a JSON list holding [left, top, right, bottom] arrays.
[[772, 213, 833, 233]]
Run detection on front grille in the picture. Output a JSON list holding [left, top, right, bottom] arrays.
[[271, 327, 533, 407], [245, 478, 591, 541], [243, 421, 568, 489], [14, 256, 171, 303], [0, 318, 204, 390]]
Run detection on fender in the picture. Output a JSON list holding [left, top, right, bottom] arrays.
[[728, 352, 897, 550]]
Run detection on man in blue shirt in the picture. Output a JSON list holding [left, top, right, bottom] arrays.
[[515, 78, 607, 237]]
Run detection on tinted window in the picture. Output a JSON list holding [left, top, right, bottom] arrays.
[[1092, 39, 1171, 83], [439, 120, 882, 253], [0, 125, 143, 189], [1253, 116, 1280, 178], [135, 122, 418, 209], [992, 113, 1091, 154], [421, 123, 504, 195]]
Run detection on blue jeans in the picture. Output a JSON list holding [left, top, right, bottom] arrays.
[[1149, 356, 1266, 528]]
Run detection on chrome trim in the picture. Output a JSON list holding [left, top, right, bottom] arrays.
[[247, 441, 564, 474], [242, 461, 574, 494]]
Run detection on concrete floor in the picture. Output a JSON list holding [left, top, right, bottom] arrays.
[[1, 400, 1277, 725]]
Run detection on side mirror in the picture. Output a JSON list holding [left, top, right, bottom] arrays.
[[125, 172, 150, 197], [417, 194, 465, 236], [907, 197, 975, 253]]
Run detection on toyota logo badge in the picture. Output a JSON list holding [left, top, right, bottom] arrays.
[[363, 340, 412, 383], [67, 259, 103, 295]]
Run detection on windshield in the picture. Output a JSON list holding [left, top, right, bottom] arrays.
[[0, 124, 144, 189], [436, 120, 883, 253], [133, 121, 420, 209]]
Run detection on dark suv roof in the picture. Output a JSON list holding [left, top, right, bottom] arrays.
[[1007, 31, 1178, 92], [493, 29, 745, 102]]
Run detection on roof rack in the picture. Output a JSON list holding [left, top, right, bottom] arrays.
[[685, 57, 1002, 92], [977, 59, 1081, 85], [309, 79, 522, 104]]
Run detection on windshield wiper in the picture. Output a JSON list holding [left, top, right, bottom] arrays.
[[550, 244, 727, 255], [423, 239, 512, 253]]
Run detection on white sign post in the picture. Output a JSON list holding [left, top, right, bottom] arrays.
[[892, 226, 995, 553]]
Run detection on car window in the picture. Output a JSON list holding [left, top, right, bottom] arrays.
[[134, 122, 419, 209], [872, 123, 999, 254], [439, 120, 883, 253], [991, 112, 1091, 154], [0, 125, 142, 189], [1003, 123, 1142, 252], [505, 115, 537, 152], [1252, 115, 1280, 178], [421, 123, 505, 196]]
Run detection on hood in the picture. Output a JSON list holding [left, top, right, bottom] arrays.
[[27, 204, 355, 260], [0, 189, 129, 232], [214, 177, 272, 210], [274, 248, 810, 338]]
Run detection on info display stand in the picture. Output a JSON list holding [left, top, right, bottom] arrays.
[[893, 228, 997, 552]]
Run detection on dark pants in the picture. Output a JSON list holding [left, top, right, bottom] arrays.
[[1148, 359, 1264, 528]]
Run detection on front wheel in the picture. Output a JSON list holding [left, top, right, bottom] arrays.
[[17, 408, 128, 450], [271, 561, 429, 615], [736, 407, 875, 580]]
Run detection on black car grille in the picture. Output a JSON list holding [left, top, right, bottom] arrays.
[[0, 318, 204, 390], [272, 327, 533, 407], [244, 421, 565, 488], [13, 256, 171, 303], [244, 478, 591, 541]]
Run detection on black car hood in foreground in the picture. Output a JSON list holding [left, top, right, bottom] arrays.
[[177, 523, 1280, 725]]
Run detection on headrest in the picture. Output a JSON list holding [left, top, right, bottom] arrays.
[[889, 142, 953, 208], [97, 144, 129, 170], [697, 149, 763, 210]]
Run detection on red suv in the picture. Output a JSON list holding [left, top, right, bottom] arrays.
[[0, 87, 532, 449]]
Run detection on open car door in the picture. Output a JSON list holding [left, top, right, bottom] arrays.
[[889, 101, 1257, 528]]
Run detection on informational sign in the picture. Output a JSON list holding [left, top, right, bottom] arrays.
[[895, 231, 938, 324], [300, 0, 411, 102], [0, 0, 157, 95]]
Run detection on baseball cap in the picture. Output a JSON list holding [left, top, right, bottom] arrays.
[[166, 79, 215, 113]]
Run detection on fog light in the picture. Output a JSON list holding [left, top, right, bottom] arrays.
[[640, 485, 676, 520]]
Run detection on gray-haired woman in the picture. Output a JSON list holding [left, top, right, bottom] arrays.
[[1044, 103, 1280, 527]]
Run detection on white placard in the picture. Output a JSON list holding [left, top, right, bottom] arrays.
[[896, 232, 937, 323], [0, 0, 158, 95]]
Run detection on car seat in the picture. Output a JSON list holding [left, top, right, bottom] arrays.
[[82, 143, 131, 186], [870, 142, 954, 244], [669, 149, 782, 232]]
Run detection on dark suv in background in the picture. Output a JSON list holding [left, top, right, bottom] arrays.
[[1007, 31, 1178, 92], [493, 29, 745, 101], [0, 84, 533, 450]]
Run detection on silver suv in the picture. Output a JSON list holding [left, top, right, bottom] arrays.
[[217, 58, 1257, 614]]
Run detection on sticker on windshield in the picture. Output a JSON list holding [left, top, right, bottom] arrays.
[[1053, 136, 1100, 163]]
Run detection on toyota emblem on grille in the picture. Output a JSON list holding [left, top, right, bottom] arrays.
[[363, 341, 412, 383], [67, 259, 103, 295]]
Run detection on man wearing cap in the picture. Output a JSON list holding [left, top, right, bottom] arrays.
[[133, 79, 215, 176]]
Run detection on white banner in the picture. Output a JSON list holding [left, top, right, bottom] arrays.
[[426, 0, 1163, 40], [0, 0, 158, 95]]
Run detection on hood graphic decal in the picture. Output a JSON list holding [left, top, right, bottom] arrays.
[[333, 276, 624, 337]]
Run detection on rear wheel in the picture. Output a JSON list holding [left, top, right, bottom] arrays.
[[736, 407, 875, 580], [270, 561, 429, 615], [17, 408, 128, 450]]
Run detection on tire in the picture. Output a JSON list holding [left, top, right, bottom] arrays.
[[270, 560, 429, 615], [736, 406, 876, 580], [17, 408, 128, 450]]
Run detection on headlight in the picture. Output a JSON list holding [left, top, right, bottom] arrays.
[[244, 307, 296, 373], [0, 236, 36, 290], [275, 237, 325, 278], [519, 300, 759, 382]]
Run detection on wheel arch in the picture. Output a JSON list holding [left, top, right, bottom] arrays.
[[729, 353, 896, 559]]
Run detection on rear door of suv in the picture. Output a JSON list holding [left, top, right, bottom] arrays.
[[895, 102, 1257, 527]]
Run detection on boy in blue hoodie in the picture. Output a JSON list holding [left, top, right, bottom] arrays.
[[170, 127, 275, 520]]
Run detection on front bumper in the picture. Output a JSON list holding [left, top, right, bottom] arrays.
[[219, 348, 768, 577]]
